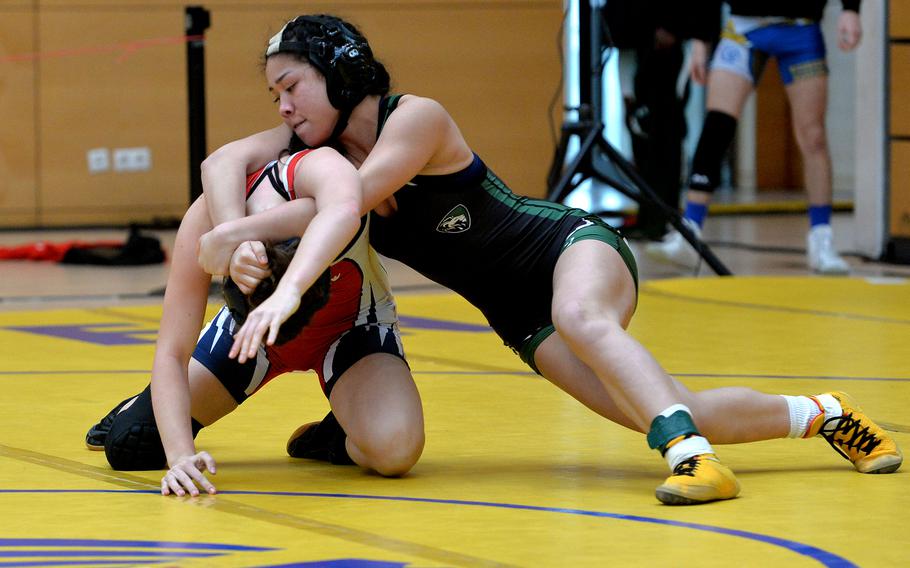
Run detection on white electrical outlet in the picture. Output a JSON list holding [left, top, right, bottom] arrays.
[[113, 149, 131, 171], [132, 147, 151, 170], [86, 148, 110, 174], [113, 147, 152, 172]]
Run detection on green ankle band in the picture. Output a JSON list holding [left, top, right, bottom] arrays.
[[647, 410, 700, 453]]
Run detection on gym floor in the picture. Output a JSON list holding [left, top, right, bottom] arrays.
[[0, 210, 907, 567]]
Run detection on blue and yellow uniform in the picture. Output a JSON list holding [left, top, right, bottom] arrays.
[[708, 0, 861, 85]]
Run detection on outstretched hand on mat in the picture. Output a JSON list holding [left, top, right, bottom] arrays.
[[161, 451, 217, 497]]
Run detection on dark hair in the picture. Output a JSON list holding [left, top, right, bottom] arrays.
[[265, 14, 390, 113], [223, 238, 331, 345]]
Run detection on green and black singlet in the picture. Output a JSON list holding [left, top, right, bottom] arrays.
[[369, 95, 637, 372]]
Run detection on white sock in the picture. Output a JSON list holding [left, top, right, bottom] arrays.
[[781, 395, 824, 438], [659, 403, 691, 419], [656, 404, 714, 470], [813, 393, 842, 420], [665, 435, 714, 471]]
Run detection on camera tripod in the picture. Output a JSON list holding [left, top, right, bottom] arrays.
[[546, 0, 730, 275]]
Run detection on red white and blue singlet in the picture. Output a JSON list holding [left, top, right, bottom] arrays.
[[193, 151, 405, 401]]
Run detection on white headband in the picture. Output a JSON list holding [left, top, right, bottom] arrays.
[[265, 20, 293, 57]]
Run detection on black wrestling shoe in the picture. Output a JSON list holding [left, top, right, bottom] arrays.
[[286, 411, 354, 465], [85, 395, 135, 450]]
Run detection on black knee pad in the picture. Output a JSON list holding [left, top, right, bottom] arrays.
[[689, 110, 737, 192], [104, 385, 203, 471]]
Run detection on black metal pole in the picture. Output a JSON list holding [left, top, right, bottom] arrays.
[[185, 6, 211, 203], [588, 0, 603, 126], [578, 2, 592, 109]]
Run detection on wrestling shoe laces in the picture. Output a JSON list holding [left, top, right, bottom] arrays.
[[808, 392, 902, 474], [85, 396, 134, 450], [655, 453, 740, 505]]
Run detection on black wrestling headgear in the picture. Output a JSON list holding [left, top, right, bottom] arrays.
[[266, 15, 387, 139]]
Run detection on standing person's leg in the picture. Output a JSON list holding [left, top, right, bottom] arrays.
[[785, 74, 849, 273], [630, 40, 687, 240], [646, 68, 752, 267], [786, 75, 832, 209], [686, 70, 754, 209]]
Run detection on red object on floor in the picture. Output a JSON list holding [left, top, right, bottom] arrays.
[[0, 240, 124, 262]]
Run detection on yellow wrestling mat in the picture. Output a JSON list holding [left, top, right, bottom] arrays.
[[0, 276, 907, 567]]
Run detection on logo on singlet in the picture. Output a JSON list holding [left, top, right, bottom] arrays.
[[436, 204, 471, 234]]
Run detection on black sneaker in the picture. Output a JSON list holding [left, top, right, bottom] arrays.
[[85, 395, 136, 450], [286, 411, 354, 465]]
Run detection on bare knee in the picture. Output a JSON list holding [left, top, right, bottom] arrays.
[[352, 420, 424, 477], [795, 122, 828, 157], [552, 299, 625, 345]]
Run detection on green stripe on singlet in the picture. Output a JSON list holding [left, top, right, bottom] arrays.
[[377, 94, 404, 138], [480, 174, 586, 221]]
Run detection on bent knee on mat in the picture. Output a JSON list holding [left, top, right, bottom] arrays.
[[352, 424, 425, 476]]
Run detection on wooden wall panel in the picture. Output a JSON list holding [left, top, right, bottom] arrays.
[[890, 141, 910, 237], [890, 44, 910, 137], [205, 2, 564, 199], [380, 6, 563, 199], [2, 1, 562, 227], [204, 9, 299, 149], [0, 8, 39, 226], [890, 0, 910, 39], [755, 59, 803, 190], [890, 2, 910, 252], [36, 8, 189, 225]]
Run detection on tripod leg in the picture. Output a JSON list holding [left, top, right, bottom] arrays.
[[663, 215, 731, 276], [547, 126, 600, 203], [592, 139, 732, 276], [547, 126, 573, 192]]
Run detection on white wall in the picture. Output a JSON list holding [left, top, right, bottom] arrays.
[[853, 1, 887, 257], [822, 6, 858, 195]]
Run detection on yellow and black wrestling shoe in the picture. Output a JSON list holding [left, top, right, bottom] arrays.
[[655, 453, 741, 505], [808, 392, 902, 474]]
